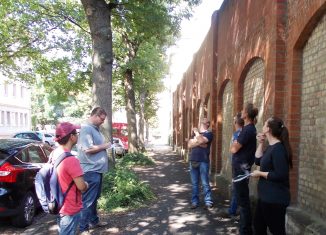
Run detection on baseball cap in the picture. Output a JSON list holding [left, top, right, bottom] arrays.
[[55, 122, 80, 141]]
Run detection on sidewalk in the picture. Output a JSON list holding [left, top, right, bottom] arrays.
[[0, 145, 239, 235], [99, 145, 239, 234]]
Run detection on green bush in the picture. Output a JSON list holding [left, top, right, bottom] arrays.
[[119, 152, 155, 167], [98, 152, 156, 212]]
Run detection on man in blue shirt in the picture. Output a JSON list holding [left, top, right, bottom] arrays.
[[78, 107, 112, 234], [188, 118, 214, 209]]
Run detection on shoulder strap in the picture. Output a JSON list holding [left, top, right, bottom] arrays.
[[63, 181, 75, 197], [54, 152, 75, 200], [53, 152, 73, 168]]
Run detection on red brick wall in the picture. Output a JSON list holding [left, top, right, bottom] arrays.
[[172, 0, 326, 219]]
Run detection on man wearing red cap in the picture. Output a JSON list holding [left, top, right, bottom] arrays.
[[50, 122, 89, 235], [77, 107, 112, 234]]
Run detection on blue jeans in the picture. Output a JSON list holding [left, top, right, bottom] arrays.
[[190, 161, 213, 206], [57, 212, 81, 235], [79, 172, 103, 232], [228, 183, 238, 215]]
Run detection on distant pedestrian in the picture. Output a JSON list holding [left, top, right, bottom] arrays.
[[228, 113, 244, 216], [252, 117, 293, 235], [230, 103, 258, 235], [187, 117, 214, 209], [77, 107, 112, 234], [50, 122, 89, 235]]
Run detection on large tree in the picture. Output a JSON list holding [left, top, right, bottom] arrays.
[[112, 0, 200, 152], [0, 0, 200, 153]]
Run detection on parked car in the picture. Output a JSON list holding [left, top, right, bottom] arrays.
[[0, 138, 53, 227], [13, 131, 55, 147], [43, 133, 55, 147], [113, 137, 125, 157]]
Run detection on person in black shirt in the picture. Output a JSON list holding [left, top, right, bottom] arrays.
[[252, 117, 293, 235], [230, 103, 258, 235], [187, 118, 214, 209]]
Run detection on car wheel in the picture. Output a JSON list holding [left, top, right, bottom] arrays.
[[11, 191, 36, 227]]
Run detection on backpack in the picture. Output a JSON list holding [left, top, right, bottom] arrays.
[[35, 152, 74, 214]]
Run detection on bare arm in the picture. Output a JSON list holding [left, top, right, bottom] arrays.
[[230, 140, 242, 153], [84, 142, 111, 154], [188, 135, 208, 148], [255, 133, 266, 158], [251, 170, 268, 179], [73, 176, 88, 193]]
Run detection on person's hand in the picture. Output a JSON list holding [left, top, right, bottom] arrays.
[[106, 142, 112, 149], [192, 128, 199, 136], [256, 133, 266, 143], [251, 170, 261, 178]]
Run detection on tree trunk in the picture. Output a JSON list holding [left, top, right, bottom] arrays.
[[138, 90, 146, 151], [145, 119, 149, 142], [80, 0, 114, 163], [124, 69, 139, 152]]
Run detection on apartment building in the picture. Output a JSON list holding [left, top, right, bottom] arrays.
[[0, 78, 31, 138]]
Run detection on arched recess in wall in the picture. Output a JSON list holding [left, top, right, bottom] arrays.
[[195, 99, 201, 127], [294, 8, 326, 218], [182, 100, 187, 150], [238, 57, 265, 198], [238, 57, 265, 132], [204, 94, 211, 119], [219, 79, 233, 179]]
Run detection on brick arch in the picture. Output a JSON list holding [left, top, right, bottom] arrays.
[[237, 57, 263, 111], [237, 57, 265, 198], [195, 99, 201, 128], [221, 81, 234, 179], [203, 93, 210, 118], [216, 78, 231, 173], [238, 57, 265, 131], [291, 10, 326, 217], [287, 1, 326, 206]]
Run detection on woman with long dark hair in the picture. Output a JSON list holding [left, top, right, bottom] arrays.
[[252, 117, 293, 235]]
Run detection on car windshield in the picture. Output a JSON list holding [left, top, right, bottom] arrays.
[[36, 132, 43, 139]]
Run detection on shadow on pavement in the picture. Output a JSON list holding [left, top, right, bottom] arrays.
[[0, 145, 239, 235]]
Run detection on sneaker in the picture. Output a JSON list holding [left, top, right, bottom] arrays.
[[89, 221, 108, 229], [190, 203, 198, 209], [204, 203, 213, 210], [80, 231, 91, 235]]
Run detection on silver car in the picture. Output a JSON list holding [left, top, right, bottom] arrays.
[[113, 137, 125, 156]]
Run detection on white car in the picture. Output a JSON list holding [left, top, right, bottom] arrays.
[[13, 131, 55, 147], [43, 133, 55, 147]]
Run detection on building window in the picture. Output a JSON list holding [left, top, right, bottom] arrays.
[[21, 86, 24, 98], [20, 113, 23, 125], [13, 84, 16, 97], [24, 113, 27, 126], [0, 111, 3, 125], [4, 82, 8, 96], [7, 111, 11, 126], [15, 112, 18, 126]]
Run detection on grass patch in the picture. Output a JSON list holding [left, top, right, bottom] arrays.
[[98, 152, 156, 212]]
